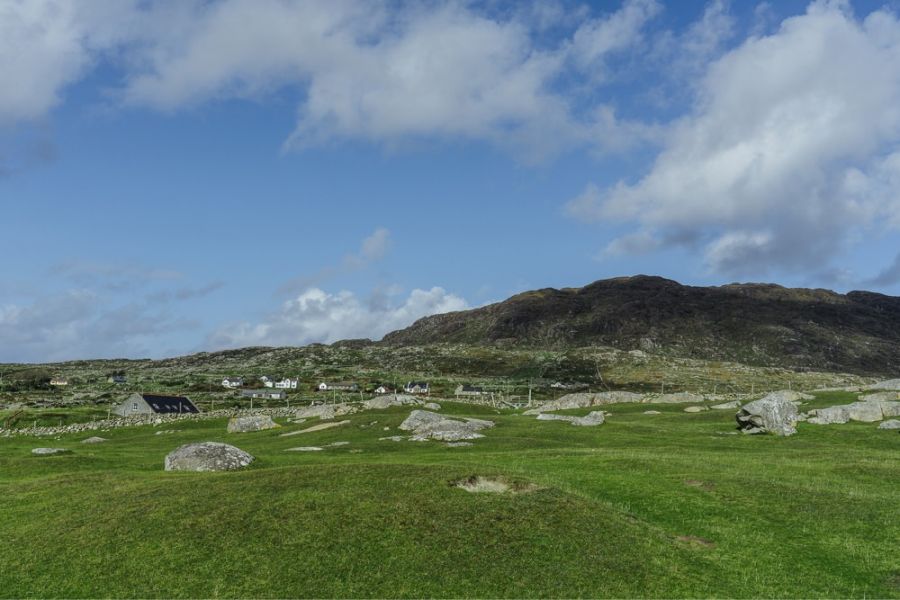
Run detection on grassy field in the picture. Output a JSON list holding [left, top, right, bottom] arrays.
[[0, 394, 897, 598]]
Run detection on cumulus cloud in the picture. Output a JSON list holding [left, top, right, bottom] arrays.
[[0, 0, 138, 124], [208, 286, 468, 349], [571, 1, 900, 276], [0, 0, 662, 160]]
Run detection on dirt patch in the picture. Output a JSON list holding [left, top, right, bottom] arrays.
[[452, 475, 540, 494], [683, 479, 716, 491], [677, 535, 716, 549]]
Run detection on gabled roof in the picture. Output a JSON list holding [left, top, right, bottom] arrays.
[[140, 394, 199, 414], [406, 381, 429, 388]]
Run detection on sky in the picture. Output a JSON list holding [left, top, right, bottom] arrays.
[[3, 0, 900, 362]]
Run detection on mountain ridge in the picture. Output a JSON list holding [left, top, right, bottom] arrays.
[[381, 275, 900, 375]]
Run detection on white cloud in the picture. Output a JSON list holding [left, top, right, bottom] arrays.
[[0, 0, 138, 124], [571, 1, 900, 275], [0, 0, 663, 160], [0, 289, 194, 362], [208, 286, 468, 349]]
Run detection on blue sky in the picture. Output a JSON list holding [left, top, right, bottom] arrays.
[[3, 0, 900, 362]]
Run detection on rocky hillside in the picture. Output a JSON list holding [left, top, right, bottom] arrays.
[[381, 276, 900, 375]]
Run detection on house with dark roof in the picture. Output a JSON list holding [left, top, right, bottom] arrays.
[[455, 384, 484, 397], [114, 393, 199, 416], [404, 381, 429, 395], [222, 377, 244, 388], [317, 382, 359, 392]]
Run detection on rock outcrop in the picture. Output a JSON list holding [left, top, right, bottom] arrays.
[[164, 442, 254, 471], [361, 394, 423, 410], [227, 415, 280, 433], [535, 411, 605, 426], [31, 447, 69, 456], [81, 436, 107, 444], [877, 419, 900, 430], [399, 410, 494, 442], [807, 397, 900, 425], [735, 392, 799, 436]]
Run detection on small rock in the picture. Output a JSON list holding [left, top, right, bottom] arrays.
[[327, 441, 350, 447], [81, 436, 107, 444], [684, 406, 708, 413], [711, 400, 742, 410], [379, 435, 406, 442], [643, 410, 661, 415], [423, 402, 442, 410], [286, 446, 323, 452], [878, 419, 900, 430], [31, 447, 69, 456]]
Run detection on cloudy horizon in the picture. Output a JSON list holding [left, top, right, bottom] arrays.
[[3, 0, 900, 362]]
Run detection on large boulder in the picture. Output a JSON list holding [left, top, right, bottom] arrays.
[[227, 415, 280, 433], [164, 442, 254, 472], [735, 393, 799, 436], [399, 410, 494, 442], [807, 398, 900, 424], [361, 394, 423, 410]]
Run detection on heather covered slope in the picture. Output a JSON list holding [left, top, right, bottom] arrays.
[[382, 276, 900, 375]]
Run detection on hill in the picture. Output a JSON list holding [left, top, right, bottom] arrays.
[[382, 275, 900, 375]]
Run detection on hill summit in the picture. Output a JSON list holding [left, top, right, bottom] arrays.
[[382, 275, 900, 375]]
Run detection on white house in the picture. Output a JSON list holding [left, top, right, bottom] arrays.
[[404, 381, 429, 395], [50, 377, 69, 386], [373, 385, 393, 395], [222, 377, 244, 389], [259, 375, 275, 388], [241, 389, 286, 400], [274, 377, 299, 389], [455, 384, 484, 397]]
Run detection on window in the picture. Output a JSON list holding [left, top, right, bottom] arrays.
[[132, 403, 138, 410]]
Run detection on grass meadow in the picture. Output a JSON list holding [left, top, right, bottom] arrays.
[[0, 393, 897, 598]]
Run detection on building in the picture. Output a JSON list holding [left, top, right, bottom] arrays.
[[317, 382, 359, 392], [114, 393, 199, 417], [107, 374, 126, 384], [274, 377, 299, 389], [404, 381, 429, 395], [373, 385, 393, 395], [50, 377, 69, 386], [241, 389, 286, 400], [455, 384, 484, 397], [259, 375, 275, 388], [222, 377, 244, 388]]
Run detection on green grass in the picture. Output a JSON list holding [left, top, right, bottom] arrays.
[[0, 397, 897, 598]]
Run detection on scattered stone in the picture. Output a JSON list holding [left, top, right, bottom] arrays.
[[711, 400, 742, 410], [865, 379, 900, 391], [736, 392, 799, 436], [536, 411, 605, 426], [446, 442, 473, 447], [684, 406, 708, 413], [361, 394, 422, 410], [423, 402, 442, 410], [383, 426, 390, 431], [643, 410, 661, 415], [379, 435, 405, 442], [400, 410, 494, 442], [878, 419, 900, 430], [807, 399, 900, 424], [293, 404, 357, 420], [227, 415, 280, 433], [859, 391, 900, 403], [327, 441, 350, 447], [81, 436, 107, 444], [349, 449, 364, 453], [286, 446, 323, 452], [524, 391, 644, 414], [164, 442, 254, 472], [154, 429, 179, 435], [280, 420, 351, 436], [31, 447, 69, 456], [290, 418, 308, 425]]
